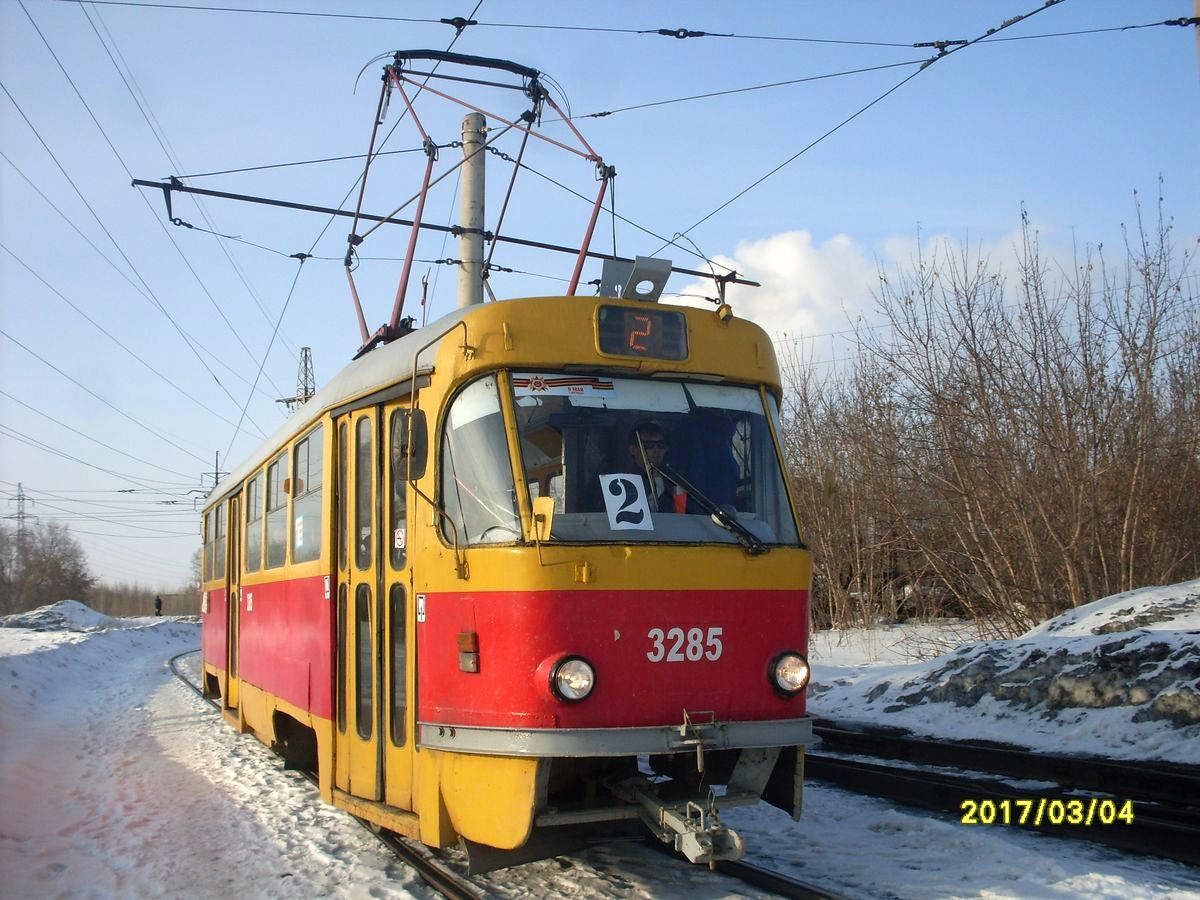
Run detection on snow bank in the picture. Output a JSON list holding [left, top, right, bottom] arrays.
[[810, 579, 1200, 764], [0, 598, 117, 632]]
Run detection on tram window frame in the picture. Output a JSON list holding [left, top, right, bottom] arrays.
[[213, 501, 227, 578], [265, 451, 288, 569], [354, 417, 373, 571], [338, 423, 348, 571], [202, 511, 212, 582], [439, 374, 521, 547], [388, 584, 406, 746], [244, 471, 264, 573], [292, 425, 325, 564], [509, 372, 802, 547], [389, 410, 408, 570], [354, 584, 373, 741], [336, 584, 347, 734]]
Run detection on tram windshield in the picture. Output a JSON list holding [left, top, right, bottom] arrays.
[[511, 372, 800, 547]]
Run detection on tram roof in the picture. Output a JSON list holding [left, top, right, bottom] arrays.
[[206, 294, 778, 509], [210, 302, 477, 507]]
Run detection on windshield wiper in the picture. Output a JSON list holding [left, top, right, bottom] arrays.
[[657, 463, 768, 556]]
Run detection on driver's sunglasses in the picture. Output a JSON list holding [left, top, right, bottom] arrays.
[[639, 439, 668, 449]]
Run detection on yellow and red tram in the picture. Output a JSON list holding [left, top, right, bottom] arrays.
[[200, 292, 813, 867]]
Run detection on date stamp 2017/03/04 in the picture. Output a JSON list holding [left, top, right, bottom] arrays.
[[960, 798, 1135, 827]]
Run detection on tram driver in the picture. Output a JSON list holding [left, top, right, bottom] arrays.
[[624, 421, 675, 512]]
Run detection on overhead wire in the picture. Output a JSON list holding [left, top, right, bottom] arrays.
[[656, 0, 1070, 254], [145, 59, 916, 182], [0, 481, 202, 507], [0, 241, 266, 438], [79, 0, 302, 366], [0, 80, 273, 437], [977, 18, 1200, 43], [241, 0, 485, 369], [492, 151, 732, 275], [557, 58, 927, 121], [173, 145, 429, 180], [209, 0, 485, 455], [56, 2, 1194, 47], [16, 0, 289, 412], [0, 152, 282, 406], [223, 258, 307, 461], [19, 496, 194, 536], [0, 329, 212, 465], [0, 425, 196, 489], [0, 389, 198, 480]]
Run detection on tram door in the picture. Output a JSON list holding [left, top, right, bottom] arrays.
[[335, 409, 382, 800], [382, 402, 413, 810], [226, 496, 241, 711], [334, 404, 416, 807]]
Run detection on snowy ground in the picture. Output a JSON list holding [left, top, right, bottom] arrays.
[[1, 582, 1198, 899]]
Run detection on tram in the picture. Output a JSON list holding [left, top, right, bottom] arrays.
[[194, 49, 812, 870], [199, 290, 813, 867]]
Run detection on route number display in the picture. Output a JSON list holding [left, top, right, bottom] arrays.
[[597, 306, 688, 360]]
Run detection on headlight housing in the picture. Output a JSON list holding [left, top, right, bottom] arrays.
[[771, 651, 811, 695], [551, 656, 595, 703]]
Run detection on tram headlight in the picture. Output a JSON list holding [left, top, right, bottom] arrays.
[[551, 656, 596, 703], [771, 652, 811, 695]]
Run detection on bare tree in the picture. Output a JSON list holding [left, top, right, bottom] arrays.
[[0, 522, 95, 614], [782, 196, 1198, 634]]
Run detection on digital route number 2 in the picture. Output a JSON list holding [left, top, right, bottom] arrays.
[[628, 314, 653, 352]]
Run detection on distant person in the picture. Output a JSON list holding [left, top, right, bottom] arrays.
[[154, 595, 162, 616]]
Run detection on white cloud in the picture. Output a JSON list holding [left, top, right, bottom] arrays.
[[669, 226, 1075, 365], [668, 230, 881, 364]]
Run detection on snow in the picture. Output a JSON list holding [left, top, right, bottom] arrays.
[[2, 583, 1199, 899], [808, 579, 1200, 765]]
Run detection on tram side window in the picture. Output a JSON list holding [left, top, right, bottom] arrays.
[[389, 584, 406, 746], [213, 501, 226, 578], [440, 375, 520, 545], [244, 471, 264, 573], [338, 423, 348, 571], [355, 585, 373, 740], [336, 584, 347, 734], [292, 426, 324, 564], [202, 512, 211, 582], [265, 452, 288, 568], [355, 417, 372, 570], [389, 410, 408, 570]]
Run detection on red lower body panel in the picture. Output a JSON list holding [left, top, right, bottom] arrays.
[[418, 589, 809, 729]]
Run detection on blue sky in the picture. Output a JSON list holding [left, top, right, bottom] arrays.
[[2, 0, 1197, 588]]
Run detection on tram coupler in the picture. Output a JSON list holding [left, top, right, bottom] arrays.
[[611, 777, 746, 865]]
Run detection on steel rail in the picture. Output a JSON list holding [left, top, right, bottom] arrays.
[[171, 651, 856, 896], [641, 837, 852, 900], [813, 718, 1200, 808], [169, 650, 480, 899], [808, 753, 1200, 866], [712, 857, 851, 900]]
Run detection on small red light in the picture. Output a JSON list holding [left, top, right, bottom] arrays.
[[456, 631, 478, 652]]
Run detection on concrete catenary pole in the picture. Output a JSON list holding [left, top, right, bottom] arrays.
[[458, 112, 486, 308]]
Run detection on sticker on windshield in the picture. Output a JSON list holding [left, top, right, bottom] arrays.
[[513, 374, 615, 397], [599, 474, 654, 530]]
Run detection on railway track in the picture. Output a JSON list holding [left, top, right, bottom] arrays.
[[169, 651, 482, 899], [809, 718, 1200, 865], [169, 650, 847, 899]]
